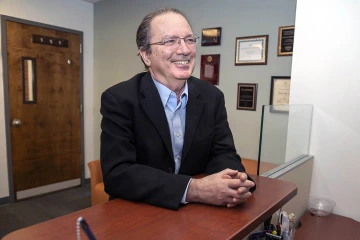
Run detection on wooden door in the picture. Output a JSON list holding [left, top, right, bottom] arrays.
[[5, 20, 82, 200]]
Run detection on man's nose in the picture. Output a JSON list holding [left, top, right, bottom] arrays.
[[176, 39, 191, 55]]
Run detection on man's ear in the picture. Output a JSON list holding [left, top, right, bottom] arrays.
[[139, 50, 151, 68]]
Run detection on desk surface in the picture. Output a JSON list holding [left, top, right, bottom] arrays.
[[295, 211, 360, 240], [3, 175, 297, 240]]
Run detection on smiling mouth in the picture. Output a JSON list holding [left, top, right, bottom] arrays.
[[173, 60, 189, 64]]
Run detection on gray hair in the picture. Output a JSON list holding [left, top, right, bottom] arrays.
[[136, 8, 190, 69]]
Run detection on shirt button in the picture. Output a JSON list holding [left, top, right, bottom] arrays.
[[176, 133, 180, 138]]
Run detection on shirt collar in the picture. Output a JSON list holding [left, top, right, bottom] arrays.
[[152, 76, 188, 108]]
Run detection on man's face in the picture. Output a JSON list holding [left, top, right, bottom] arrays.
[[142, 12, 196, 85]]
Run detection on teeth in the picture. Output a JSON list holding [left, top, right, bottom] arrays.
[[174, 61, 189, 64]]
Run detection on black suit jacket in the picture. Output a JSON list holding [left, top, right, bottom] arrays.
[[100, 72, 255, 209]]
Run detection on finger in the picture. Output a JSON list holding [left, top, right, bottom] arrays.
[[223, 172, 240, 180], [236, 192, 252, 200], [226, 177, 254, 189], [227, 198, 248, 208], [227, 179, 242, 189], [225, 187, 252, 201], [226, 172, 240, 180], [222, 174, 232, 179], [231, 197, 248, 205], [221, 188, 246, 204], [227, 203, 238, 208], [221, 168, 239, 177], [238, 180, 255, 188], [228, 179, 253, 190], [237, 187, 251, 195], [226, 187, 243, 199], [227, 172, 248, 181], [239, 172, 248, 181]]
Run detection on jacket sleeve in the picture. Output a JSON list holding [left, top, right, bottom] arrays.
[[205, 91, 256, 192], [100, 90, 191, 209]]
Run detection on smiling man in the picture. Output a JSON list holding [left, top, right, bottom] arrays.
[[100, 8, 256, 210]]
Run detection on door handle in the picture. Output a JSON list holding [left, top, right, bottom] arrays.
[[12, 119, 22, 127]]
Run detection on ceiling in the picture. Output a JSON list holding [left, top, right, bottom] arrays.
[[81, 0, 105, 3]]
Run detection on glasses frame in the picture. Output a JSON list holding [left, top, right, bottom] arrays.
[[149, 34, 199, 49]]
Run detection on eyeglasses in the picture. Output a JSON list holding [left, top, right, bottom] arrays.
[[149, 34, 199, 49]]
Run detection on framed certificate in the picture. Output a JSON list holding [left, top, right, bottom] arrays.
[[201, 27, 222, 46], [200, 54, 220, 85], [270, 76, 291, 113], [278, 26, 295, 56], [237, 83, 258, 111], [235, 35, 268, 65]]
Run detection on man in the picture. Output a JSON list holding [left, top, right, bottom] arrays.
[[100, 8, 255, 210]]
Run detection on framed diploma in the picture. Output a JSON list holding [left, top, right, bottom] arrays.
[[270, 76, 291, 113], [277, 26, 295, 56], [237, 83, 258, 111], [201, 27, 221, 46], [200, 54, 220, 85], [235, 35, 268, 65]]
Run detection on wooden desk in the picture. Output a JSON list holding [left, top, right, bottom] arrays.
[[3, 175, 297, 240], [295, 211, 360, 240]]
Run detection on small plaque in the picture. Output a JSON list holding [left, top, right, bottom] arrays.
[[201, 27, 221, 46], [277, 26, 295, 56], [237, 83, 257, 111], [270, 76, 291, 113], [200, 54, 220, 85]]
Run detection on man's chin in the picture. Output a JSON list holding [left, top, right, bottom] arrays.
[[174, 74, 191, 81], [173, 69, 194, 80]]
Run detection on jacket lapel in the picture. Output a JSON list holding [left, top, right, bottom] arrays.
[[139, 73, 174, 159], [182, 77, 205, 162]]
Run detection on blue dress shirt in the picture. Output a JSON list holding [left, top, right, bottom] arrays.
[[152, 77, 191, 204]]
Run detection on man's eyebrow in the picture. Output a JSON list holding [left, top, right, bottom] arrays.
[[162, 35, 178, 39], [162, 34, 194, 39]]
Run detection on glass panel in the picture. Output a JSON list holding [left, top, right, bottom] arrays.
[[22, 57, 37, 103], [258, 104, 313, 175]]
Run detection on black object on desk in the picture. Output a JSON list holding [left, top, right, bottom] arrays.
[[77, 217, 97, 240]]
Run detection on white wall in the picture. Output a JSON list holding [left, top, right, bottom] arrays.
[[0, 0, 94, 199], [93, 0, 296, 162], [291, 0, 360, 221]]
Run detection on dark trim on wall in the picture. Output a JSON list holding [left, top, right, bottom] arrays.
[[0, 14, 85, 203], [0, 196, 10, 206], [80, 31, 85, 186]]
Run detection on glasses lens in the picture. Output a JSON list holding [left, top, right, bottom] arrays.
[[167, 35, 199, 49], [163, 38, 178, 47], [187, 35, 198, 45]]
